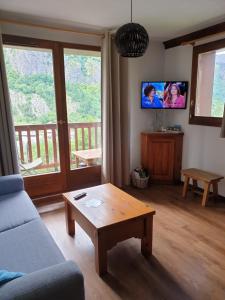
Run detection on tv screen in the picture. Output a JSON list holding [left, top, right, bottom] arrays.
[[141, 81, 188, 109]]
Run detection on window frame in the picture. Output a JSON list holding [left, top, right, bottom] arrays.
[[189, 38, 225, 127], [2, 34, 102, 197]]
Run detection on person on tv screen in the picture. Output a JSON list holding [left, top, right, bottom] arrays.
[[142, 85, 163, 108], [164, 83, 185, 108]]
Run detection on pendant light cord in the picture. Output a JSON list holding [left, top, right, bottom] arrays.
[[131, 0, 133, 23]]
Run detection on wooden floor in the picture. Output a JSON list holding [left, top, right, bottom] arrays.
[[38, 184, 225, 300]]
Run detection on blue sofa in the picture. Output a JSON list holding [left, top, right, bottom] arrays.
[[0, 175, 84, 300]]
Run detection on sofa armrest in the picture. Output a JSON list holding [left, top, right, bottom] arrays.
[[0, 261, 84, 300], [0, 174, 24, 196]]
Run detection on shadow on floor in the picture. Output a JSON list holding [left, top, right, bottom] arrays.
[[103, 255, 191, 300]]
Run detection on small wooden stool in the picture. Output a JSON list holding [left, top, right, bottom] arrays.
[[181, 168, 224, 207]]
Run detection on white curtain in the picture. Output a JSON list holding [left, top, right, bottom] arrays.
[[101, 31, 130, 187], [0, 30, 19, 175], [220, 104, 225, 138]]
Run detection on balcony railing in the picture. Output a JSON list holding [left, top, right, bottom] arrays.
[[15, 122, 101, 172]]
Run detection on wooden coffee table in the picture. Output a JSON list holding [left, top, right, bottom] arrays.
[[63, 183, 155, 276]]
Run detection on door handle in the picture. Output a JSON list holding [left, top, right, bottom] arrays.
[[58, 120, 66, 125]]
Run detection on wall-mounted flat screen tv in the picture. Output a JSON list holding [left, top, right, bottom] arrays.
[[141, 81, 188, 109]]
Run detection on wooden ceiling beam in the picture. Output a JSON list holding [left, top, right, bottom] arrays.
[[163, 21, 225, 49]]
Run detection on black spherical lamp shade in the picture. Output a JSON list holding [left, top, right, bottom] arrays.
[[115, 23, 149, 57]]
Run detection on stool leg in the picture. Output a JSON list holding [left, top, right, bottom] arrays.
[[212, 182, 218, 201], [202, 182, 210, 207], [182, 176, 190, 198], [192, 179, 198, 195]]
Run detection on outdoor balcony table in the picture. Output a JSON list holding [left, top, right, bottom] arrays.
[[73, 148, 101, 166]]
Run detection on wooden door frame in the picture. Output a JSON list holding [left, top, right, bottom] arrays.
[[3, 34, 102, 198], [57, 42, 102, 191]]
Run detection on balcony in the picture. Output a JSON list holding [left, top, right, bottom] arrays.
[[15, 122, 101, 175]]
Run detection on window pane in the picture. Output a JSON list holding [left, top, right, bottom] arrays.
[[195, 48, 225, 117], [64, 48, 101, 170], [3, 46, 60, 176]]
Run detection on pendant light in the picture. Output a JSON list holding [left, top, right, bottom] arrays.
[[115, 0, 149, 57]]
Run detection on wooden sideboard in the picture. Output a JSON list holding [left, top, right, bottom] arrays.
[[141, 132, 184, 184]]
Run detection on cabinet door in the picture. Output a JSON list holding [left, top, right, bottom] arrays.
[[148, 139, 175, 182]]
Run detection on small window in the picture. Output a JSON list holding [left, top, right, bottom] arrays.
[[190, 39, 225, 126]]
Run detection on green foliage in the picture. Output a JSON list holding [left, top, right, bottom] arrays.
[[211, 58, 225, 117], [66, 82, 101, 122], [3, 47, 101, 125]]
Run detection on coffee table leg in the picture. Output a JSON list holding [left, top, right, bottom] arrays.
[[65, 200, 75, 236], [141, 216, 153, 258], [95, 232, 107, 276]]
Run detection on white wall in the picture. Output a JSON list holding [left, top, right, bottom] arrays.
[[128, 42, 166, 170], [1, 23, 102, 46], [164, 45, 225, 196]]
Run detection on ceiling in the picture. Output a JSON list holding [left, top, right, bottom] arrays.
[[0, 0, 225, 40]]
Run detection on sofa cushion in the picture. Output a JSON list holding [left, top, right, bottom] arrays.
[[0, 191, 39, 233], [0, 175, 24, 196], [0, 219, 65, 273], [0, 261, 84, 300], [0, 270, 25, 286]]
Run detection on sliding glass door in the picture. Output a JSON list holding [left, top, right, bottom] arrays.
[[3, 45, 60, 176], [3, 35, 101, 197], [63, 48, 102, 170]]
